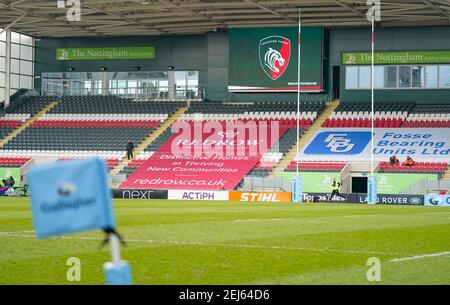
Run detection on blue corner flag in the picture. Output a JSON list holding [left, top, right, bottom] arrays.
[[28, 157, 115, 238]]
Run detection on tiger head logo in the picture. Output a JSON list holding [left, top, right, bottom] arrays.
[[264, 48, 286, 73], [259, 36, 291, 80]]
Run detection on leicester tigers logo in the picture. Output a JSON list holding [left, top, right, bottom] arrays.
[[259, 36, 291, 80]]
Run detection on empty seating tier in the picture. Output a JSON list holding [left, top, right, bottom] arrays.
[[402, 104, 450, 128], [328, 101, 450, 128], [10, 96, 57, 115], [335, 101, 415, 113], [2, 127, 153, 151], [186, 101, 325, 115], [0, 128, 14, 140], [286, 161, 347, 172], [0, 156, 119, 169], [49, 96, 185, 115], [30, 120, 161, 128], [324, 101, 413, 128]]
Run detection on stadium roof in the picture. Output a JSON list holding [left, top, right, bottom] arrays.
[[0, 0, 449, 38]]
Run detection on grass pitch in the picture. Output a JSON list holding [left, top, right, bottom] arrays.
[[0, 197, 449, 285]]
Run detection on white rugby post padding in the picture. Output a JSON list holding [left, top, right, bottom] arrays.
[[110, 234, 121, 264], [296, 8, 301, 176], [292, 8, 303, 203], [367, 3, 378, 204], [104, 233, 133, 285]]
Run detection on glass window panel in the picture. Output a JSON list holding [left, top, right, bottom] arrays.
[[11, 59, 20, 73], [374, 66, 384, 88], [0, 72, 4, 86], [187, 71, 198, 78], [148, 72, 168, 79], [20, 60, 33, 75], [11, 43, 20, 58], [20, 34, 33, 46], [188, 78, 198, 86], [128, 80, 137, 89], [109, 80, 117, 89], [358, 66, 371, 88], [20, 75, 32, 89], [0, 57, 5, 72], [0, 41, 5, 57], [117, 80, 126, 89], [10, 74, 19, 89], [399, 66, 411, 88], [0, 30, 5, 41], [11, 32, 20, 44], [20, 45, 33, 61], [412, 66, 424, 88], [438, 65, 450, 88], [44, 72, 62, 79], [10, 88, 17, 96], [384, 66, 397, 88], [425, 65, 438, 88], [159, 80, 168, 90], [345, 66, 358, 89], [0, 88, 4, 102]]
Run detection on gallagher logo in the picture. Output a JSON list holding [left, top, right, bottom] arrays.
[[259, 36, 291, 80], [57, 182, 77, 197]]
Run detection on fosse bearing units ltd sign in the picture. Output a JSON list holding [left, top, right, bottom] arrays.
[[229, 192, 291, 203], [299, 128, 450, 162], [168, 190, 229, 201]]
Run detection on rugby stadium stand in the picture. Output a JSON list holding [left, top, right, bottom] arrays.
[[117, 101, 323, 183], [0, 96, 185, 171]]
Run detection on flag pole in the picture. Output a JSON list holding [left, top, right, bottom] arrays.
[[371, 14, 375, 177], [296, 8, 301, 176]]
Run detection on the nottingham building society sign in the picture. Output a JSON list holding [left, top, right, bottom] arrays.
[[56, 47, 155, 60], [343, 51, 450, 65]]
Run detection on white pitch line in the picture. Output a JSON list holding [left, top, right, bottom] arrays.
[[390, 251, 450, 263], [233, 218, 298, 222], [0, 231, 406, 256], [342, 214, 383, 218], [0, 230, 34, 235]]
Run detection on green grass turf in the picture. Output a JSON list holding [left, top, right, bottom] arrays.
[[0, 197, 449, 285]]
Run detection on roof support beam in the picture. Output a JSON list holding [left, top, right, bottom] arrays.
[[332, 0, 369, 22], [157, 0, 227, 29], [421, 0, 450, 21], [241, 0, 297, 23], [0, 1, 102, 36], [83, 3, 168, 35]]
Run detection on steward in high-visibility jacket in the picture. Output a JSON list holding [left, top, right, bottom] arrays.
[[328, 178, 346, 201]]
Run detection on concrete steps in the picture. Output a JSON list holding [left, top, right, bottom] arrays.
[[269, 99, 340, 176], [109, 106, 188, 178], [0, 101, 59, 148]]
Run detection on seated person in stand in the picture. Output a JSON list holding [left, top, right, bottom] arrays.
[[389, 155, 400, 166], [8, 176, 15, 187], [405, 155, 415, 166]]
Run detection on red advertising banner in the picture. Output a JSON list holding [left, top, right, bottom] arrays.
[[120, 120, 287, 190]]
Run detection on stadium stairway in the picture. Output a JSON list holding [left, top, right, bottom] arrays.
[[269, 99, 340, 177], [0, 100, 59, 148], [109, 106, 188, 180], [442, 167, 450, 183]]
